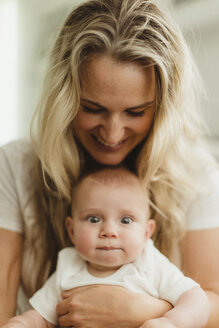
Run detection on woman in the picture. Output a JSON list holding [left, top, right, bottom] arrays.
[[0, 0, 219, 327]]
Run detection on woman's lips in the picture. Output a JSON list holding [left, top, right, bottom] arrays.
[[97, 137, 123, 147], [92, 135, 128, 151]]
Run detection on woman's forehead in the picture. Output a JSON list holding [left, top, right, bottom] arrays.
[[80, 55, 156, 112]]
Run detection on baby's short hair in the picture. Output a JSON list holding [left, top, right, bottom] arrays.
[[82, 166, 140, 185]]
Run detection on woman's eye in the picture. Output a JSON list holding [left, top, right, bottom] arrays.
[[87, 216, 101, 223], [121, 217, 133, 224], [126, 110, 145, 117], [82, 106, 102, 114]]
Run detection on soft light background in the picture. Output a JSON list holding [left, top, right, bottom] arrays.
[[0, 0, 218, 159]]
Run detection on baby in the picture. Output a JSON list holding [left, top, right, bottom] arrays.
[[4, 167, 210, 328]]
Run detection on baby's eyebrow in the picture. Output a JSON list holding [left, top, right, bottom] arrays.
[[81, 98, 155, 111], [78, 208, 102, 215]]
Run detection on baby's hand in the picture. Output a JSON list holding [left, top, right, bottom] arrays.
[[140, 317, 176, 328], [1, 318, 25, 328]]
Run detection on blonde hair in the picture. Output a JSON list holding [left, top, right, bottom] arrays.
[[29, 0, 205, 293]]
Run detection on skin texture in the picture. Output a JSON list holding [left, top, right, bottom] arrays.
[[57, 286, 172, 327], [66, 175, 155, 276], [140, 286, 210, 328], [1, 295, 170, 328], [74, 55, 156, 165], [0, 230, 23, 325], [2, 310, 54, 328], [181, 229, 219, 327]]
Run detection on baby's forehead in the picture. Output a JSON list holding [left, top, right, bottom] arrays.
[[75, 170, 148, 200], [71, 170, 151, 215]]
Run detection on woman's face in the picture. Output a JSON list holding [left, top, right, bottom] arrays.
[[74, 55, 156, 165]]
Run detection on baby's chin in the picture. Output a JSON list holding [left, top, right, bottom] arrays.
[[86, 260, 124, 277]]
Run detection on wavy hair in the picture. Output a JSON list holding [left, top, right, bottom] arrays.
[[29, 0, 205, 293]]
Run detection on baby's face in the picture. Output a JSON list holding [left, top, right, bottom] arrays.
[[66, 177, 155, 273]]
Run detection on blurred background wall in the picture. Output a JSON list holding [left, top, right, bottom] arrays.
[[0, 0, 218, 158]]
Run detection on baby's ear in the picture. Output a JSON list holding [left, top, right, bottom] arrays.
[[145, 219, 156, 240], [65, 216, 74, 243]]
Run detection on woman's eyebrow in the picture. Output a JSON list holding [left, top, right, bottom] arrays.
[[81, 98, 155, 110], [81, 98, 106, 109], [127, 100, 155, 110]]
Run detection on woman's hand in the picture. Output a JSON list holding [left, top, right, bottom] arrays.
[[56, 284, 172, 328]]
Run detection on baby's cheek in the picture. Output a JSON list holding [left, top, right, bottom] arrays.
[[75, 230, 94, 254], [126, 232, 146, 259]]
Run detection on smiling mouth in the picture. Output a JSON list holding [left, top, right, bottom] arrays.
[[92, 135, 127, 149]]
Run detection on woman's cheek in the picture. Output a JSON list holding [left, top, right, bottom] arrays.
[[75, 112, 97, 131]]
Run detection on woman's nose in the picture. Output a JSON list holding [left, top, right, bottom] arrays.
[[99, 222, 118, 238], [99, 114, 125, 145]]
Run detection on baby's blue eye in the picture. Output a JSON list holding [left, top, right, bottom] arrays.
[[121, 217, 133, 224], [87, 216, 100, 223]]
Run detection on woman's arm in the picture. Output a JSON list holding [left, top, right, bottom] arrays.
[[56, 285, 172, 328], [141, 286, 210, 328], [180, 228, 219, 328], [0, 229, 23, 325]]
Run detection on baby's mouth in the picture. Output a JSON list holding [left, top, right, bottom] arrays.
[[97, 247, 119, 251]]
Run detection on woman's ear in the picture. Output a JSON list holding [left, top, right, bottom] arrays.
[[65, 216, 74, 244], [145, 219, 156, 240]]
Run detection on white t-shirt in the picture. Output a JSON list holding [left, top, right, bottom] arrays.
[[0, 140, 38, 313], [0, 139, 219, 313], [29, 240, 198, 325]]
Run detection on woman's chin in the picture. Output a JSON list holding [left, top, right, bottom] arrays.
[[78, 140, 130, 167], [95, 156, 124, 166]]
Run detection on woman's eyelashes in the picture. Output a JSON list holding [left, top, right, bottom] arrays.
[[82, 105, 103, 114], [126, 110, 146, 117], [81, 105, 146, 117]]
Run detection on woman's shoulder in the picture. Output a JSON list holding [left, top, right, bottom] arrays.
[[185, 142, 219, 230], [185, 141, 219, 189], [0, 138, 34, 161], [0, 138, 37, 198], [191, 141, 218, 166], [0, 139, 37, 232], [0, 139, 36, 175]]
